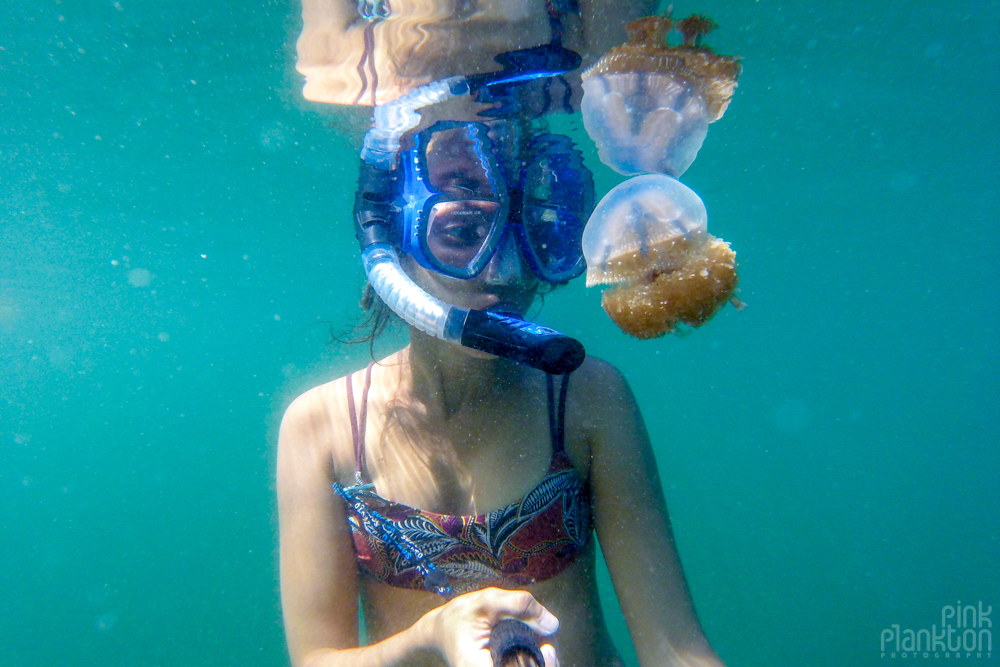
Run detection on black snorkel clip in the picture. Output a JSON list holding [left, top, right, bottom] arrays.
[[461, 307, 585, 375]]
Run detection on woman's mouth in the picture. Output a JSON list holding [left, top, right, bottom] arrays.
[[482, 300, 524, 317]]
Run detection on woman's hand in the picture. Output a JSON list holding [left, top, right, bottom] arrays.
[[421, 588, 560, 667]]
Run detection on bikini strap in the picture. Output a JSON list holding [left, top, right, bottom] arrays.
[[346, 362, 376, 483], [546, 373, 570, 455]]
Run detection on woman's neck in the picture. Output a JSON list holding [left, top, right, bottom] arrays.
[[403, 326, 530, 419]]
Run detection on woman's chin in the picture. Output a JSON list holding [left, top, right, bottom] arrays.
[[451, 344, 499, 361], [402, 255, 538, 315]]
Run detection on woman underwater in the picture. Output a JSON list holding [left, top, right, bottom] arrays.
[[279, 2, 729, 666]]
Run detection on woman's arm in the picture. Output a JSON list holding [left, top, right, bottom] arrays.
[[580, 360, 727, 667], [278, 384, 560, 667], [278, 386, 413, 666]]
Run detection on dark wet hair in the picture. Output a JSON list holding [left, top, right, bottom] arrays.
[[331, 283, 397, 359]]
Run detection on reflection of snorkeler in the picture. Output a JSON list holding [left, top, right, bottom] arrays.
[[297, 0, 660, 107], [280, 3, 730, 667]]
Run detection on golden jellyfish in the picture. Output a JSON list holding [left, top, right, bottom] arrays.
[[582, 175, 741, 339], [580, 13, 742, 177]]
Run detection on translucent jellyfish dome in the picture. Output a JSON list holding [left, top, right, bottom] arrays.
[[580, 14, 741, 178], [583, 174, 707, 286], [582, 174, 738, 338]]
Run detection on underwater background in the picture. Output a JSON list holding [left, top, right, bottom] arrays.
[[1, 0, 997, 665]]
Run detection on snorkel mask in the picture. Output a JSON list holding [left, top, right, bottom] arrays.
[[399, 123, 592, 284], [354, 44, 592, 374]]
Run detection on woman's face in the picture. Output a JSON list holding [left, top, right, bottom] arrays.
[[404, 125, 540, 317], [401, 238, 539, 317]]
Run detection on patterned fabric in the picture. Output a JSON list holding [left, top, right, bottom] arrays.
[[335, 367, 591, 596], [339, 451, 591, 596]]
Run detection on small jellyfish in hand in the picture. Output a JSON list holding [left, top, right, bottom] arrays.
[[583, 175, 739, 339], [580, 13, 741, 177]]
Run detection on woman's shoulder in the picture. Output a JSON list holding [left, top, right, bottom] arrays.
[[279, 363, 371, 469], [282, 374, 344, 432], [562, 355, 640, 456], [570, 355, 636, 412], [283, 351, 403, 425], [278, 376, 347, 474], [279, 352, 406, 467]]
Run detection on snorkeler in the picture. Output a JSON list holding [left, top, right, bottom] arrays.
[[279, 1, 730, 666]]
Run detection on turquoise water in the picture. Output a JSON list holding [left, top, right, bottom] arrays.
[[1, 1, 997, 665]]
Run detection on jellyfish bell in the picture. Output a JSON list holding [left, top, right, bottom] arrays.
[[583, 174, 738, 339], [583, 174, 707, 285], [580, 13, 742, 177]]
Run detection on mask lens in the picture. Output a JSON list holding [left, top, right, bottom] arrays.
[[426, 200, 502, 272], [519, 134, 593, 281], [522, 206, 586, 280], [417, 123, 507, 276]]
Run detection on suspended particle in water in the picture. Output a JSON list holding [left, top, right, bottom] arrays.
[[94, 613, 117, 632], [127, 268, 153, 287], [0, 298, 18, 326]]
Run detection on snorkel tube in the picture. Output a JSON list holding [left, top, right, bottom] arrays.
[[355, 50, 586, 375], [361, 243, 586, 375], [358, 235, 585, 376]]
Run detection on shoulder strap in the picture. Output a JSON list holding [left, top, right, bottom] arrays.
[[346, 362, 376, 478], [546, 373, 570, 455]]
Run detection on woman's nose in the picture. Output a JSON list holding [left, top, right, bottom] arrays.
[[482, 232, 527, 286]]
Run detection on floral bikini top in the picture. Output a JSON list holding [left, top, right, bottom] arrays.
[[333, 364, 592, 598]]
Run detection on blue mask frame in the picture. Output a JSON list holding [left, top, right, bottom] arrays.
[[398, 122, 593, 284]]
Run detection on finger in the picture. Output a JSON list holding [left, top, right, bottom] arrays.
[[541, 643, 559, 667], [483, 589, 559, 636], [470, 647, 495, 667]]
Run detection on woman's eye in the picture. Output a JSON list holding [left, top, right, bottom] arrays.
[[441, 222, 487, 244], [427, 201, 499, 250]]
